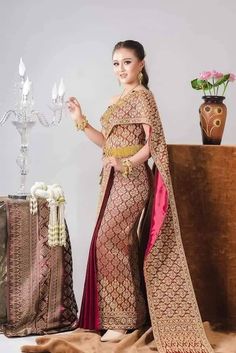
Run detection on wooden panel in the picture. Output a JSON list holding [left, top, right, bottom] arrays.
[[168, 144, 236, 329]]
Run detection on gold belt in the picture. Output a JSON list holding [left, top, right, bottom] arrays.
[[103, 144, 144, 158]]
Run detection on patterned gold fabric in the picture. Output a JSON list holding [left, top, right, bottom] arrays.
[[1, 198, 78, 337], [96, 122, 152, 328], [103, 144, 143, 158], [98, 89, 214, 352]]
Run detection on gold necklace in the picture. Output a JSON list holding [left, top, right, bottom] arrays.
[[119, 83, 140, 101]]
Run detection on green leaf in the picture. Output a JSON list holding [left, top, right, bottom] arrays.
[[191, 79, 202, 90], [213, 74, 230, 87], [191, 78, 213, 90]]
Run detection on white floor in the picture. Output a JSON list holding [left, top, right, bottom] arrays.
[[0, 334, 38, 352]]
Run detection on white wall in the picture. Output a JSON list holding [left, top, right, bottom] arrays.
[[0, 0, 235, 307]]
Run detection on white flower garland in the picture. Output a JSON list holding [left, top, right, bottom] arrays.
[[29, 182, 66, 247]]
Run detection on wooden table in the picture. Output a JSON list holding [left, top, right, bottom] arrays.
[[168, 144, 236, 329]]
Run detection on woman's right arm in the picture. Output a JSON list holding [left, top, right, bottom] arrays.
[[67, 96, 105, 148]]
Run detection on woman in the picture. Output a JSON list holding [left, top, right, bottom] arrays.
[[68, 40, 152, 343], [21, 40, 214, 352]]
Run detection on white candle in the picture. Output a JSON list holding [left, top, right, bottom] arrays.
[[22, 77, 31, 96], [58, 78, 65, 97], [52, 83, 58, 101], [19, 58, 26, 77]]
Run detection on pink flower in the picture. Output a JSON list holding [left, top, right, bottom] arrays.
[[229, 73, 236, 82], [199, 71, 212, 80], [211, 70, 223, 79]]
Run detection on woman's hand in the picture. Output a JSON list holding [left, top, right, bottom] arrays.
[[67, 97, 84, 123], [102, 156, 123, 172]]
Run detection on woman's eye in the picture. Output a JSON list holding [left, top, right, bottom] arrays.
[[124, 61, 131, 65], [113, 62, 119, 66]]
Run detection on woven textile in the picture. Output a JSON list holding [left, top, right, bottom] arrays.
[[0, 201, 7, 327], [1, 198, 78, 337]]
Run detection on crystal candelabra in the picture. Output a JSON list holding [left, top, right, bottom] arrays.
[[0, 58, 66, 198]]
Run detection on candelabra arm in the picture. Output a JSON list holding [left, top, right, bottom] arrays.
[[0, 110, 17, 126], [32, 104, 66, 127]]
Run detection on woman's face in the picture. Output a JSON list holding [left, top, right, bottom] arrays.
[[112, 48, 144, 86]]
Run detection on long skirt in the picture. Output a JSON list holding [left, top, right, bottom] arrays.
[[79, 162, 153, 329]]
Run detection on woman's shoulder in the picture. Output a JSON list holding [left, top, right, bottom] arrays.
[[133, 87, 156, 104], [108, 94, 120, 106], [134, 86, 149, 93], [133, 87, 154, 98]]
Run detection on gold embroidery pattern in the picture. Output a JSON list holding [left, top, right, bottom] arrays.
[[96, 163, 151, 329], [98, 90, 214, 352], [103, 144, 143, 158], [96, 122, 151, 329]]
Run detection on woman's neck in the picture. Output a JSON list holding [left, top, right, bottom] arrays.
[[119, 83, 140, 100], [122, 81, 140, 93]]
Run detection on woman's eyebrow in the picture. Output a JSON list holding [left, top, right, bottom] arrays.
[[113, 57, 133, 62]]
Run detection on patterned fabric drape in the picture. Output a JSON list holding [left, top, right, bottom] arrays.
[[0, 198, 78, 337]]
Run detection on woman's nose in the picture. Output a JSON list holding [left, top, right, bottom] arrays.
[[119, 62, 125, 71]]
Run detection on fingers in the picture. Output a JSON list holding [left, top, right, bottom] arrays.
[[21, 344, 48, 352], [102, 158, 110, 167], [35, 336, 51, 344], [102, 157, 111, 168], [102, 157, 119, 169], [109, 157, 117, 166], [67, 97, 80, 107], [66, 97, 81, 113]]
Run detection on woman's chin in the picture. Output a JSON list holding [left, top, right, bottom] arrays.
[[120, 79, 136, 86]]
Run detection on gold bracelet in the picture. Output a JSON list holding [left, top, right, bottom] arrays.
[[121, 159, 133, 177], [75, 115, 89, 131]]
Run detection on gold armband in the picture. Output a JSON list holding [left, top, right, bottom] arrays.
[[75, 115, 89, 131], [121, 159, 133, 177]]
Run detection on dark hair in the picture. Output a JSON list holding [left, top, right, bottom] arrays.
[[112, 40, 149, 90]]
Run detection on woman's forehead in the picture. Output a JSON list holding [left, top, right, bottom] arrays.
[[112, 48, 136, 61]]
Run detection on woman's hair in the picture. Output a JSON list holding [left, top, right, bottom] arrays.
[[112, 40, 149, 90]]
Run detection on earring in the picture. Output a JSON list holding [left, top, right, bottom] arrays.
[[138, 72, 143, 84]]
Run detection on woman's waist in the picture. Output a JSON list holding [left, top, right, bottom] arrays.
[[103, 144, 144, 158]]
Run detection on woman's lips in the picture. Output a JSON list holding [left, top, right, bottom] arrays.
[[120, 73, 127, 78]]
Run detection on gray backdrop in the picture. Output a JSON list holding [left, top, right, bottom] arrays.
[[0, 0, 235, 307]]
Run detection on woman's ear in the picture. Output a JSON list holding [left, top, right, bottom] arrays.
[[140, 60, 145, 70]]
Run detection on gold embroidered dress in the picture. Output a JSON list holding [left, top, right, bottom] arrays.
[[96, 124, 152, 329], [78, 89, 214, 352], [21, 89, 214, 353]]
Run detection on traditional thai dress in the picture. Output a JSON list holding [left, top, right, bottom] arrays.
[[78, 89, 214, 352], [21, 89, 215, 353]]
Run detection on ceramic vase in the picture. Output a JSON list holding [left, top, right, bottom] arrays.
[[199, 95, 227, 145]]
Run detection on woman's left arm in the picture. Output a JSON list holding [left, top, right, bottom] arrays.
[[129, 124, 151, 166]]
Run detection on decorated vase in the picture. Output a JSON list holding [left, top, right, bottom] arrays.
[[199, 95, 227, 145]]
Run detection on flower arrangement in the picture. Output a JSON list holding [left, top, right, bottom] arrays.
[[191, 70, 236, 97]]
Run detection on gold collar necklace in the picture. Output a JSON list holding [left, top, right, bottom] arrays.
[[119, 83, 140, 100]]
